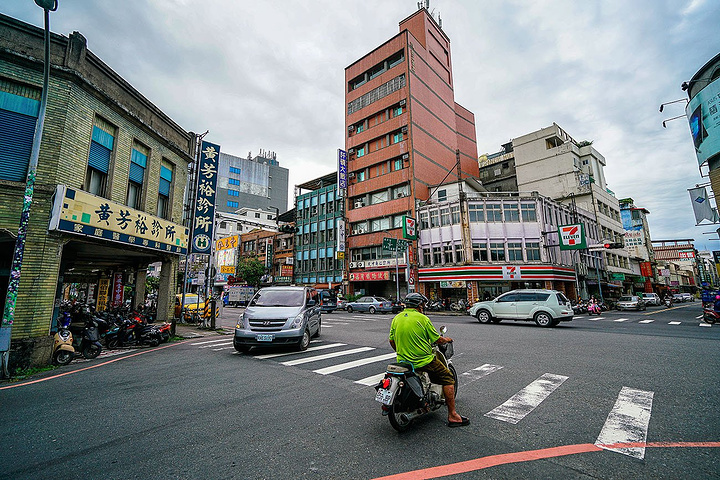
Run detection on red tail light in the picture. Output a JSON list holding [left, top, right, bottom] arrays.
[[382, 378, 391, 389]]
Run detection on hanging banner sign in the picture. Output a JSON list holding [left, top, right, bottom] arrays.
[[216, 235, 238, 251], [111, 273, 124, 308], [191, 141, 221, 254], [48, 185, 188, 254], [336, 219, 346, 257], [337, 149, 347, 195]]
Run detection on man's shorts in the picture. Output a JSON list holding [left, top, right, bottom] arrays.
[[418, 358, 455, 386]]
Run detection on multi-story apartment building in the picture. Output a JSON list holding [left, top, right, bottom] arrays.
[[238, 228, 294, 287], [0, 15, 193, 368], [416, 181, 601, 303], [344, 7, 478, 297], [651, 240, 699, 294], [480, 123, 632, 292], [294, 173, 344, 290], [619, 198, 658, 293], [214, 150, 288, 215]]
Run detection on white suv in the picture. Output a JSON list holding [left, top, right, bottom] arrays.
[[468, 289, 574, 328], [640, 293, 661, 306]]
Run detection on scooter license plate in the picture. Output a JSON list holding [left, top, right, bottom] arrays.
[[256, 334, 274, 342], [375, 388, 393, 405]]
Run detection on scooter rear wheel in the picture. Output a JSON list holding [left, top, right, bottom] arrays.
[[703, 313, 717, 324], [82, 343, 101, 359], [388, 402, 412, 432]]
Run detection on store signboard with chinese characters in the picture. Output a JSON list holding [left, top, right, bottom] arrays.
[[48, 185, 188, 254], [349, 271, 390, 281], [191, 141, 221, 254], [216, 235, 238, 251], [337, 149, 347, 195], [678, 249, 695, 259]]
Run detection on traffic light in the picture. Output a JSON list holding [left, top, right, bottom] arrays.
[[603, 242, 624, 249]]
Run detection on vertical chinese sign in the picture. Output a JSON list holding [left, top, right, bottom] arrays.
[[337, 149, 347, 197], [191, 141, 221, 254], [111, 273, 124, 308]]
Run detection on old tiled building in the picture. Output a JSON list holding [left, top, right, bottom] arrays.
[[0, 14, 193, 369]]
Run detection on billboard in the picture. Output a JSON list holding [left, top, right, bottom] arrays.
[[191, 141, 221, 254], [558, 224, 587, 250], [686, 78, 720, 167]]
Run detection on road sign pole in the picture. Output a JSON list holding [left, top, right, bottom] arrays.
[[395, 247, 400, 302]]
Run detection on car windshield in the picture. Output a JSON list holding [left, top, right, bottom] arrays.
[[250, 289, 305, 307], [184, 296, 199, 305], [619, 296, 634, 302]]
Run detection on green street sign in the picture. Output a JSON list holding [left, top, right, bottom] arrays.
[[382, 237, 407, 251]]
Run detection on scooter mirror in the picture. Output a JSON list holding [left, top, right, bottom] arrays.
[[440, 325, 447, 335]]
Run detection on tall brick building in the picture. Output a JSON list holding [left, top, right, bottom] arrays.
[[345, 7, 478, 297], [0, 14, 193, 369]]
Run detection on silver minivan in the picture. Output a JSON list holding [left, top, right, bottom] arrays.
[[468, 289, 574, 327], [233, 286, 321, 353]]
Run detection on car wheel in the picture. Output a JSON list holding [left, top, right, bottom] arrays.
[[298, 329, 311, 351], [475, 309, 492, 324], [347, 306, 353, 313], [369, 306, 376, 314], [534, 312, 554, 328]]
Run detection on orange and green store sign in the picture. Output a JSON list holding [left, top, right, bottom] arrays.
[[417, 264, 577, 303]]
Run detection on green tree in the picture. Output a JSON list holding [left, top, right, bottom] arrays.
[[146, 275, 160, 294], [237, 256, 265, 288]]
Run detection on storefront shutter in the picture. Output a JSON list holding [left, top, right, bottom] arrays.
[[0, 108, 36, 182]]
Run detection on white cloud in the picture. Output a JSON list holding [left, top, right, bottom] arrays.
[[2, 0, 719, 249]]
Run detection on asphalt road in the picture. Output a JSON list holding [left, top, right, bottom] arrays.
[[1, 302, 718, 479]]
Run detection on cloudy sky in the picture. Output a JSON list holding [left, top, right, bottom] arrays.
[[4, 0, 719, 249]]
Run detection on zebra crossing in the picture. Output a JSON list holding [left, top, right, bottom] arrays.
[[189, 337, 655, 457], [575, 315, 712, 327]]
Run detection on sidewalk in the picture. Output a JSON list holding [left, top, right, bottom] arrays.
[[173, 323, 230, 339]]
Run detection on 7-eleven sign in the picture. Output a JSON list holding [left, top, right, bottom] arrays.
[[558, 224, 587, 250], [503, 266, 521, 280]]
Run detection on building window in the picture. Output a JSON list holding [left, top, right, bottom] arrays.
[[228, 190, 239, 197], [443, 245, 453, 264], [451, 205, 460, 224], [357, 146, 365, 157], [504, 203, 520, 222], [227, 201, 239, 208], [432, 247, 442, 265], [420, 212, 429, 229], [430, 210, 439, 227], [392, 184, 409, 198], [521, 203, 537, 222], [229, 166, 241, 174], [490, 242, 505, 261], [526, 242, 541, 261], [469, 204, 484, 222], [393, 158, 402, 171], [86, 120, 115, 197], [387, 50, 405, 69], [127, 142, 148, 209], [440, 208, 451, 226], [486, 204, 503, 222], [356, 122, 365, 133], [157, 161, 173, 219], [255, 213, 261, 218], [454, 245, 464, 263], [370, 190, 389, 205], [423, 248, 431, 265], [508, 242, 523, 261], [472, 242, 488, 261], [357, 170, 366, 182], [371, 217, 390, 232], [0, 88, 40, 182], [392, 132, 403, 144], [229, 178, 240, 185], [437, 189, 447, 202]]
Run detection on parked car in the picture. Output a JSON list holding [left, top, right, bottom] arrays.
[[346, 296, 393, 314], [336, 295, 348, 311], [673, 293, 685, 303], [467, 289, 573, 328], [680, 293, 695, 302], [616, 295, 646, 311], [640, 293, 661, 306], [233, 286, 322, 353]]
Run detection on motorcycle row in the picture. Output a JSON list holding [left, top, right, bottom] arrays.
[[52, 302, 171, 366]]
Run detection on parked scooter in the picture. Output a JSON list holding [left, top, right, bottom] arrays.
[[374, 326, 458, 432], [66, 310, 104, 359], [52, 315, 75, 366]]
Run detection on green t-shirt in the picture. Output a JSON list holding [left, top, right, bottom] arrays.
[[388, 308, 440, 368]]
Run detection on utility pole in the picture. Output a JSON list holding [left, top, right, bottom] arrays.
[[0, 0, 58, 378]]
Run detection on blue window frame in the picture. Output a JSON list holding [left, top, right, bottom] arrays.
[[227, 201, 239, 208], [229, 178, 240, 185]]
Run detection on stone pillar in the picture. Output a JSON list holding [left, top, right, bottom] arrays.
[[134, 266, 147, 310], [156, 256, 177, 323]]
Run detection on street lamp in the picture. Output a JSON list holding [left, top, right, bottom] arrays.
[[0, 0, 59, 378]]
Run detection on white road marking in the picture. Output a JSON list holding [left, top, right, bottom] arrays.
[[699, 323, 712, 327], [191, 338, 233, 346], [253, 343, 347, 359], [355, 373, 386, 386], [595, 387, 654, 459], [639, 319, 654, 324], [461, 364, 504, 386], [695, 315, 704, 319], [324, 322, 349, 325], [281, 347, 375, 366], [199, 341, 233, 348], [313, 353, 397, 375], [212, 347, 235, 351], [614, 318, 628, 322], [668, 321, 681, 325], [484, 373, 568, 424]]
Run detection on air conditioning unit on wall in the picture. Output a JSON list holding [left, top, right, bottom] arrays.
[[348, 148, 355, 154]]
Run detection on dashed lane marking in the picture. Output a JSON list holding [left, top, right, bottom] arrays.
[[281, 346, 375, 366], [355, 372, 386, 386], [485, 373, 569, 424], [614, 318, 628, 322], [190, 338, 232, 346], [199, 341, 233, 349], [639, 319, 654, 324], [668, 321, 682, 325], [699, 323, 712, 327], [595, 387, 654, 459]]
